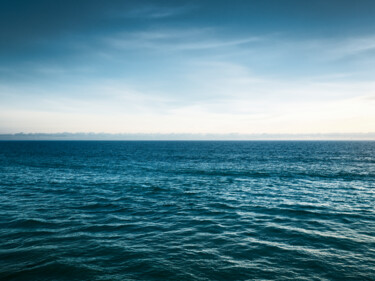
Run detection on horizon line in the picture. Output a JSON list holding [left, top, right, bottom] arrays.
[[1, 132, 375, 141]]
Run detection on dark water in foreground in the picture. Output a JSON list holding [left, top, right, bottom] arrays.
[[0, 141, 374, 281]]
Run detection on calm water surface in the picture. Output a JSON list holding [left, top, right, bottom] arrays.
[[0, 141, 374, 280]]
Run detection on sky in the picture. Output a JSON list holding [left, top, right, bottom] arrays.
[[1, 0, 375, 136]]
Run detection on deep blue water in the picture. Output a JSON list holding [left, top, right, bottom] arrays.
[[0, 141, 374, 281]]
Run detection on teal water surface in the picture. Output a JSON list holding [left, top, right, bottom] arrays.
[[0, 141, 374, 280]]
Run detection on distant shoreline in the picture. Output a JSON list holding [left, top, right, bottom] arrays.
[[1, 133, 375, 141]]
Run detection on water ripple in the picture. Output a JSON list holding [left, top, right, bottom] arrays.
[[0, 141, 374, 280]]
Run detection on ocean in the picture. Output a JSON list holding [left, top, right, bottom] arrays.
[[0, 141, 374, 280]]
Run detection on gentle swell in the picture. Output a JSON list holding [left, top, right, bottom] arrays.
[[0, 141, 374, 281]]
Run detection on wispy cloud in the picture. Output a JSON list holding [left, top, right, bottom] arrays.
[[270, 35, 375, 62], [125, 4, 194, 19], [328, 36, 375, 59], [105, 28, 262, 52], [105, 3, 195, 20]]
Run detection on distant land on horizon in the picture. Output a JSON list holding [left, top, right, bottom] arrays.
[[1, 132, 375, 141]]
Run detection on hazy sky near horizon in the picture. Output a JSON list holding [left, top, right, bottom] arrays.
[[1, 0, 375, 134]]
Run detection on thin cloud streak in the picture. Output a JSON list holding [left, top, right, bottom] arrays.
[[105, 29, 262, 52], [123, 4, 195, 19]]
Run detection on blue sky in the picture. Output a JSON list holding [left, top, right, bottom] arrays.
[[1, 0, 375, 134]]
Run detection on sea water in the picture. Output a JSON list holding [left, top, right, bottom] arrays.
[[0, 141, 374, 280]]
